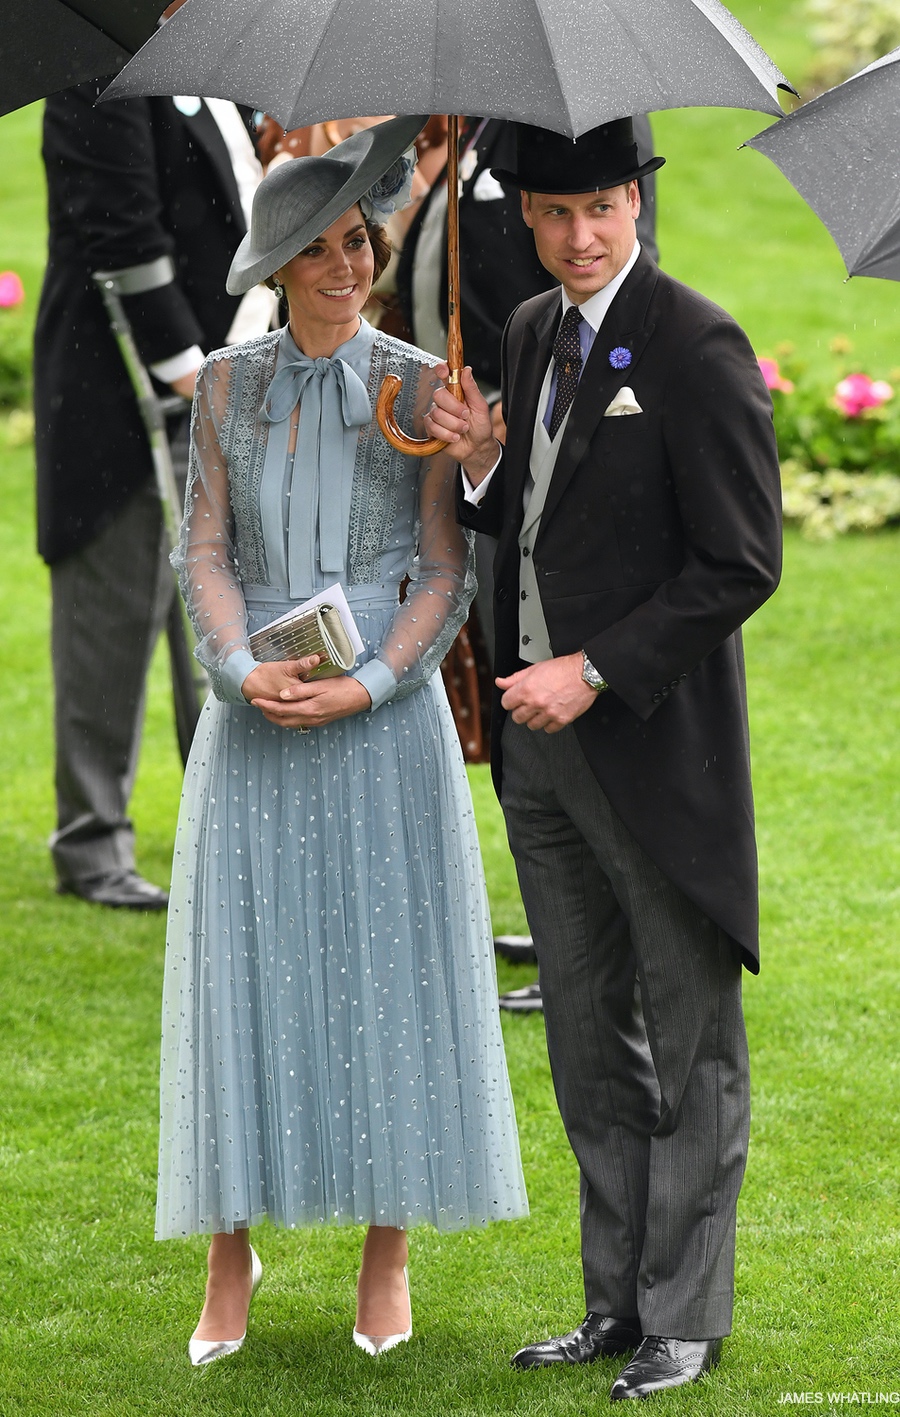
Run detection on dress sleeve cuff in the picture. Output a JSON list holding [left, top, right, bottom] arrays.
[[219, 649, 260, 704], [351, 656, 397, 711]]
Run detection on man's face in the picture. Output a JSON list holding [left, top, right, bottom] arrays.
[[521, 181, 640, 304]]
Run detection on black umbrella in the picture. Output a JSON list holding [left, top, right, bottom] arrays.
[[0, 0, 165, 117]]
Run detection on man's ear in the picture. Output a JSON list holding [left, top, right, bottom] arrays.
[[628, 179, 641, 220], [520, 190, 534, 229]]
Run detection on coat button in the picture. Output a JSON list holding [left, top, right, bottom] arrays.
[[522, 634, 531, 645], [521, 591, 527, 600], [652, 692, 662, 704], [522, 547, 530, 557], [497, 587, 508, 603]]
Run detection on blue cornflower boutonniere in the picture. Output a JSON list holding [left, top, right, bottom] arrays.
[[609, 346, 632, 371]]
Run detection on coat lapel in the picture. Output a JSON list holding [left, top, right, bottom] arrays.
[[170, 98, 247, 234], [539, 254, 659, 533], [502, 289, 560, 530]]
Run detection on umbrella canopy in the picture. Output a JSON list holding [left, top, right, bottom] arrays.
[[0, 0, 165, 117], [104, 0, 795, 137], [746, 47, 900, 281]]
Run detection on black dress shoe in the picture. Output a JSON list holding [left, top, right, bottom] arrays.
[[58, 870, 169, 910], [498, 981, 543, 1013], [610, 1335, 722, 1400], [493, 934, 538, 965], [511, 1313, 642, 1368]]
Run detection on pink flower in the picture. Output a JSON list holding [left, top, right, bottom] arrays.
[[834, 372, 893, 418], [758, 356, 794, 394], [0, 271, 24, 308]]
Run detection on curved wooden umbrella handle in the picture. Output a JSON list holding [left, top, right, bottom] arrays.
[[375, 115, 465, 459], [376, 372, 464, 456]]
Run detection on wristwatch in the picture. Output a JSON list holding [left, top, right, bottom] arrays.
[[581, 651, 609, 694]]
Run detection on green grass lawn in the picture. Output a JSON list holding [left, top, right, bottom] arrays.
[[2, 1, 900, 1411]]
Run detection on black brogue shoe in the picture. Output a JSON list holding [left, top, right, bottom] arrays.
[[511, 1313, 642, 1368], [610, 1335, 723, 1400]]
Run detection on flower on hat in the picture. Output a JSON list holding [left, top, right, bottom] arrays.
[[758, 356, 794, 394], [609, 346, 631, 370], [0, 271, 24, 308], [359, 150, 416, 223], [834, 372, 893, 418]]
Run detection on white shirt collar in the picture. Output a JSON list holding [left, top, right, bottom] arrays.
[[561, 240, 641, 331]]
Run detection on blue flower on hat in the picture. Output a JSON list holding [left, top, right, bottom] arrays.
[[609, 346, 632, 370], [359, 151, 416, 223]]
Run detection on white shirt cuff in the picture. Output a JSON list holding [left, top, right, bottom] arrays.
[[351, 656, 397, 711], [461, 450, 502, 505], [150, 345, 205, 385], [220, 648, 260, 704]]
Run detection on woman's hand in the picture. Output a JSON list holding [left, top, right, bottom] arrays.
[[245, 659, 372, 730], [241, 656, 322, 705]]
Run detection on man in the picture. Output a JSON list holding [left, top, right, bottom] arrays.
[[34, 55, 271, 907], [426, 119, 782, 1401], [401, 115, 660, 1012]]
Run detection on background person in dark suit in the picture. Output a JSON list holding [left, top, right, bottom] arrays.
[[426, 118, 782, 1401], [34, 66, 272, 908]]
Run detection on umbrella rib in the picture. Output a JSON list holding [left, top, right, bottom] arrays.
[[56, 0, 107, 38], [519, 0, 590, 134], [689, 0, 788, 93], [289, 0, 385, 123]]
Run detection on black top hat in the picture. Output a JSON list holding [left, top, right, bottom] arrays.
[[491, 117, 665, 195]]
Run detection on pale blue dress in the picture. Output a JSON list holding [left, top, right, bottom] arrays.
[[157, 319, 528, 1240]]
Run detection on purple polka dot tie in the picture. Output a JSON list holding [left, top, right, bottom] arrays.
[[548, 305, 583, 440]]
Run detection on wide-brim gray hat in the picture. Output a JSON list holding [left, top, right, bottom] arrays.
[[227, 113, 426, 295]]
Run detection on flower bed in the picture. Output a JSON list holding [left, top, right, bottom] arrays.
[[760, 341, 900, 539]]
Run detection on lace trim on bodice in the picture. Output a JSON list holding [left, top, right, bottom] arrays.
[[213, 330, 280, 585], [348, 331, 439, 583]]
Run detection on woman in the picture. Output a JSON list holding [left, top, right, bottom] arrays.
[[160, 115, 527, 1365]]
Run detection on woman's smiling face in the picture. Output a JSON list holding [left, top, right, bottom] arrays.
[[277, 203, 375, 353]]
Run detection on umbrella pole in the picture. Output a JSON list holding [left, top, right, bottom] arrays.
[[375, 113, 465, 456]]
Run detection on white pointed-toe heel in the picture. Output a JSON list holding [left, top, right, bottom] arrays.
[[353, 1265, 412, 1356], [189, 1245, 263, 1367]]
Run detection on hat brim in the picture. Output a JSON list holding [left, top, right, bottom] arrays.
[[490, 154, 665, 193], [227, 114, 426, 295]]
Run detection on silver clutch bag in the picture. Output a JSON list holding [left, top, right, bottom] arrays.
[[248, 603, 356, 679]]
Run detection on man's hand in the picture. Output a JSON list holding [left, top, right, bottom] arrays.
[[497, 653, 599, 733], [425, 364, 500, 485], [243, 656, 372, 729]]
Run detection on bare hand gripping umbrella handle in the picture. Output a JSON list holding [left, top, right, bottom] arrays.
[[376, 115, 465, 457]]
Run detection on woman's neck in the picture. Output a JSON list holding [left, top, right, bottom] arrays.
[[287, 316, 362, 360]]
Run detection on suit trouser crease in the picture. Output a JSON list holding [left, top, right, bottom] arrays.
[[50, 481, 175, 882], [500, 717, 749, 1339]]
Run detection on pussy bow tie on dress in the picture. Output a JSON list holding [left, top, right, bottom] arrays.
[[261, 353, 372, 584]]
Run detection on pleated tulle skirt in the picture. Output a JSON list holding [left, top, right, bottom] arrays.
[[156, 628, 527, 1240]]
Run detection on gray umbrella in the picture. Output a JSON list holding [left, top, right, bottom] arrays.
[[104, 0, 794, 137], [746, 47, 900, 281]]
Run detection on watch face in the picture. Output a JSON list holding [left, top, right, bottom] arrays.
[[582, 656, 607, 692]]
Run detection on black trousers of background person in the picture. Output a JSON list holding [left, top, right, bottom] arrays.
[[49, 419, 189, 888], [500, 716, 750, 1340]]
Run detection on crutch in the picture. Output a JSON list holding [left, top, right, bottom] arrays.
[[92, 259, 206, 765]]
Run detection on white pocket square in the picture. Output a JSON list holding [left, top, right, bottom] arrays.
[[604, 387, 643, 417]]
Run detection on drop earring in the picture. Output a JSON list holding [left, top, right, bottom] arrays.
[[274, 280, 284, 300]]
